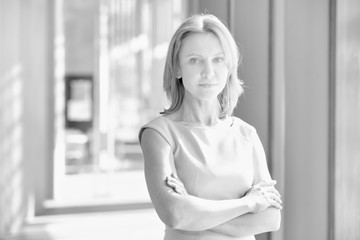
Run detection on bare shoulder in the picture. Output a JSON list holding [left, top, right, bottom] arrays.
[[139, 116, 174, 148], [140, 127, 170, 150]]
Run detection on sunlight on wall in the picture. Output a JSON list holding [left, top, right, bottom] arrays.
[[53, 1, 67, 200], [0, 64, 26, 236]]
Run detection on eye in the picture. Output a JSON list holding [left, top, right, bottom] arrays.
[[213, 56, 224, 63], [189, 57, 200, 64]]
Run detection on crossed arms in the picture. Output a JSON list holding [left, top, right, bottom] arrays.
[[140, 128, 282, 237]]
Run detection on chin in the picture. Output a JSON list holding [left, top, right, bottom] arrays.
[[196, 93, 221, 101]]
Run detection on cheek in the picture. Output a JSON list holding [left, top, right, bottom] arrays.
[[181, 68, 200, 87], [217, 67, 229, 84], [181, 77, 196, 93], [183, 66, 200, 77]]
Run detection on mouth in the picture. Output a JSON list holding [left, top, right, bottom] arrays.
[[198, 83, 217, 88]]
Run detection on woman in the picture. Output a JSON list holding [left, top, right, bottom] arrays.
[[139, 14, 282, 239]]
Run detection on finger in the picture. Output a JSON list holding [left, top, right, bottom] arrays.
[[173, 186, 184, 195], [167, 174, 184, 185], [165, 177, 178, 187], [257, 180, 276, 187], [165, 177, 182, 189], [165, 178, 176, 188], [245, 185, 261, 196], [269, 188, 282, 199], [178, 187, 187, 195], [166, 181, 185, 195], [262, 186, 282, 199], [267, 192, 283, 206], [268, 198, 282, 210], [166, 176, 185, 188], [271, 198, 283, 209], [265, 192, 282, 209], [172, 183, 188, 195], [165, 178, 187, 195], [171, 172, 180, 179]]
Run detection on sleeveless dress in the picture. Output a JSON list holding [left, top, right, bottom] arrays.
[[139, 115, 264, 240]]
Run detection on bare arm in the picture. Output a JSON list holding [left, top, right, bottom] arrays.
[[140, 128, 267, 231], [167, 175, 282, 237], [165, 128, 282, 237], [210, 207, 281, 237], [211, 128, 282, 236]]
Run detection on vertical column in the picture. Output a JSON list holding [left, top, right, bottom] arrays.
[[53, 0, 66, 202], [269, 0, 285, 239], [284, 0, 329, 239], [334, 0, 360, 239], [0, 0, 53, 235], [22, 0, 54, 217]]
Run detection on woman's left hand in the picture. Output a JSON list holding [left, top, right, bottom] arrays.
[[165, 173, 189, 195]]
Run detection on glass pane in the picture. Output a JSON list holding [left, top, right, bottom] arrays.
[[54, 0, 186, 204]]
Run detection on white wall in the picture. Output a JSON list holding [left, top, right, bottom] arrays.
[[0, 0, 27, 235], [0, 0, 53, 236]]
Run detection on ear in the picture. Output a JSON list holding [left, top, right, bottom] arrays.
[[176, 70, 182, 79]]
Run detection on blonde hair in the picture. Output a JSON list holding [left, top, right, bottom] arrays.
[[162, 14, 244, 118]]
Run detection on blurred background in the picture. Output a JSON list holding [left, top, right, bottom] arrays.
[[0, 0, 359, 240]]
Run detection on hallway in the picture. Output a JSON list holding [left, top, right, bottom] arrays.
[[2, 0, 360, 239], [4, 208, 163, 240]]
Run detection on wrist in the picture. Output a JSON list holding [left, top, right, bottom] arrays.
[[243, 196, 255, 213]]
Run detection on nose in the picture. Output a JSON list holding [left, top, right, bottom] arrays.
[[201, 60, 215, 78]]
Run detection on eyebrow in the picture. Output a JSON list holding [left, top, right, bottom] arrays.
[[185, 52, 225, 57]]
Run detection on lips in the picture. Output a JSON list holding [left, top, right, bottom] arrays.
[[198, 83, 217, 87]]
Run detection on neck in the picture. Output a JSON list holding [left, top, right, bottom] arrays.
[[177, 93, 221, 126]]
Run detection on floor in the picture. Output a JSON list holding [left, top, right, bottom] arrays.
[[2, 168, 165, 240], [4, 208, 164, 240]]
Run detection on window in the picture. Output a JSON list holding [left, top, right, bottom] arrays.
[[52, 0, 187, 206]]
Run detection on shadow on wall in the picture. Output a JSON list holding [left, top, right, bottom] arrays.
[[0, 64, 27, 237]]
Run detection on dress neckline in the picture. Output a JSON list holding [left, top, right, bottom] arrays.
[[162, 115, 234, 129]]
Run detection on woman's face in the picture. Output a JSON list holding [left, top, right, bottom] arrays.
[[178, 32, 228, 102]]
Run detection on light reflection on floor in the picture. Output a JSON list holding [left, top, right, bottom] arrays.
[[7, 208, 164, 240], [55, 170, 150, 204]]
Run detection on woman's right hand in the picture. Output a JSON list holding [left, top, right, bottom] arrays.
[[165, 173, 189, 196], [244, 180, 282, 213]]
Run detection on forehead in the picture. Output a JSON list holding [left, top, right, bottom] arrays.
[[179, 32, 224, 56]]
